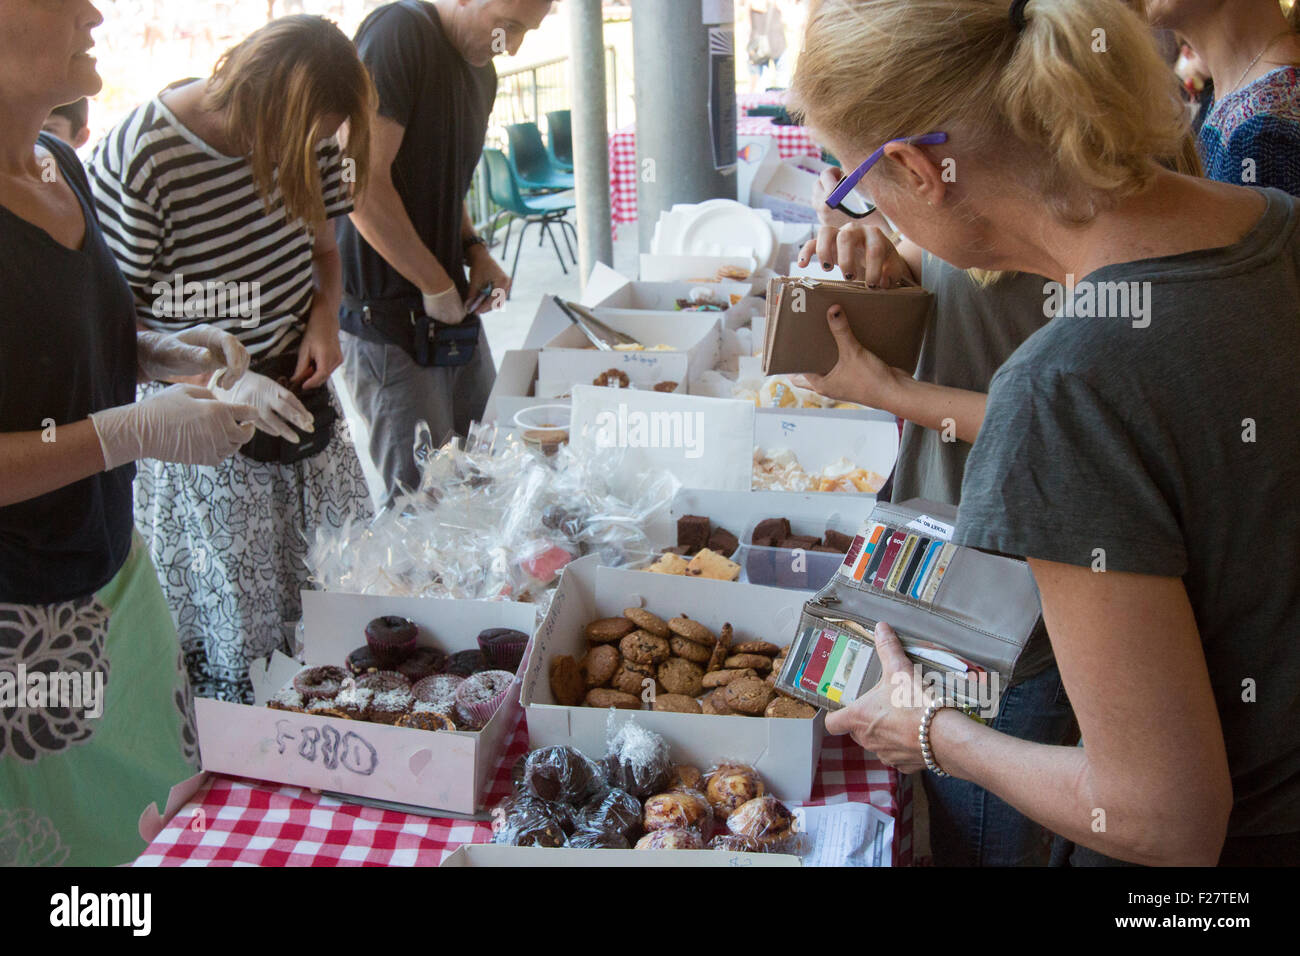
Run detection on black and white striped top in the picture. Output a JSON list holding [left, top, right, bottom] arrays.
[[88, 94, 353, 359]]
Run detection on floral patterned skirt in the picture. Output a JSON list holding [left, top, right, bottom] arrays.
[[0, 534, 199, 866], [134, 381, 373, 704]]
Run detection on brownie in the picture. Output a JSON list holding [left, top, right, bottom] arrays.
[[823, 529, 855, 553], [811, 545, 844, 553], [780, 535, 821, 551], [677, 514, 711, 553], [707, 526, 739, 556], [751, 518, 790, 545]]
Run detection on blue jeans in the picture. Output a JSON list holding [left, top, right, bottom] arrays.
[[924, 663, 1077, 866]]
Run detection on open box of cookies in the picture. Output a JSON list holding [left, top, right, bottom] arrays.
[[194, 590, 538, 816], [521, 559, 826, 801]]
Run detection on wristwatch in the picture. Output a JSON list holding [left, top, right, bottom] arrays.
[[462, 234, 487, 258]]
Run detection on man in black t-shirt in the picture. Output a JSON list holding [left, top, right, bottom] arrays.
[[339, 0, 553, 503]]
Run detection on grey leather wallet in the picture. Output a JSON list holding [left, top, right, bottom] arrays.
[[774, 498, 1052, 716]]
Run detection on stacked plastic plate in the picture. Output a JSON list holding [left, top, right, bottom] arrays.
[[650, 199, 781, 274]]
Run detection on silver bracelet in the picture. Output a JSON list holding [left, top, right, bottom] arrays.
[[919, 697, 963, 777]]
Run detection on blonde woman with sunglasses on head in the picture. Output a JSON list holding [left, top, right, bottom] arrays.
[[796, 0, 1300, 866]]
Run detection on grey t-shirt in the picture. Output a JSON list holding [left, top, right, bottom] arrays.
[[956, 187, 1300, 838], [890, 255, 1051, 506]]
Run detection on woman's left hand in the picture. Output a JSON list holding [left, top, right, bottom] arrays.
[[294, 303, 343, 389], [824, 622, 931, 773]]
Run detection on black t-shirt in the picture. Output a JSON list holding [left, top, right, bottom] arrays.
[[0, 134, 137, 605], [339, 0, 497, 303]]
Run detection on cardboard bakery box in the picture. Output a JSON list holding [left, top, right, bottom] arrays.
[[753, 407, 900, 495], [536, 349, 689, 399], [583, 262, 750, 310], [193, 592, 537, 816], [521, 560, 826, 802], [439, 844, 800, 866], [750, 155, 832, 224], [542, 308, 722, 390], [483, 348, 543, 424]]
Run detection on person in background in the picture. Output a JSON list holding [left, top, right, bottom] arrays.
[[338, 0, 550, 506], [1148, 0, 1300, 193], [42, 97, 90, 149], [1, 0, 255, 865], [89, 15, 376, 703], [795, 0, 1299, 866]]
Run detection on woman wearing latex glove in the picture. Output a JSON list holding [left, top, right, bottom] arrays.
[[0, 0, 244, 866], [89, 15, 376, 703], [136, 324, 250, 387]]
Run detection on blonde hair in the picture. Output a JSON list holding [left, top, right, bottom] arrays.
[[792, 0, 1190, 223], [208, 15, 374, 226]]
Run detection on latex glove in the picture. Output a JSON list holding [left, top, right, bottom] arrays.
[[138, 325, 250, 387], [422, 285, 467, 326], [211, 370, 314, 443], [89, 384, 257, 470]]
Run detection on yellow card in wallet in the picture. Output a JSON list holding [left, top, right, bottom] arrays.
[[762, 276, 933, 376]]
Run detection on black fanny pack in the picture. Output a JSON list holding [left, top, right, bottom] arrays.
[[340, 295, 480, 368], [238, 351, 337, 465]]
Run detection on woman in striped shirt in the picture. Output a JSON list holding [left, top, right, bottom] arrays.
[[89, 15, 376, 703]]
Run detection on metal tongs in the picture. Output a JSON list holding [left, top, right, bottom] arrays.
[[551, 296, 643, 350]]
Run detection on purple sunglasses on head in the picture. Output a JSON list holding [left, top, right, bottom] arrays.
[[825, 132, 949, 218]]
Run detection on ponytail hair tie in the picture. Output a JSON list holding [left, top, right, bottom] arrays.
[[1009, 0, 1030, 31]]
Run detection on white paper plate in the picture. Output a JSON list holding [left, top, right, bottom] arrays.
[[674, 200, 777, 271]]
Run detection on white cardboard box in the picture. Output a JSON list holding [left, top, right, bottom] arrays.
[[663, 488, 878, 552], [521, 560, 826, 801], [751, 155, 831, 224], [543, 308, 722, 390], [536, 349, 688, 399], [754, 406, 900, 490], [440, 844, 800, 866], [583, 262, 751, 312], [193, 592, 537, 816]]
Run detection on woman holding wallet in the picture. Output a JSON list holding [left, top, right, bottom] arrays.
[[1, 0, 258, 864], [89, 15, 376, 703], [795, 0, 1300, 865]]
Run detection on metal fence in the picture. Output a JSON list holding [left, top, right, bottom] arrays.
[[469, 46, 619, 232]]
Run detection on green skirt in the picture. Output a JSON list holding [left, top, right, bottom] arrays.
[[0, 533, 199, 866]]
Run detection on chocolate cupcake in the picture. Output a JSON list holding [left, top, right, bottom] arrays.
[[453, 669, 515, 729], [344, 645, 381, 676], [395, 646, 447, 682], [363, 615, 418, 667], [355, 670, 411, 695], [411, 673, 464, 705], [580, 787, 643, 841], [292, 665, 347, 701], [443, 649, 487, 677], [476, 627, 529, 673], [366, 686, 413, 725], [603, 722, 673, 799]]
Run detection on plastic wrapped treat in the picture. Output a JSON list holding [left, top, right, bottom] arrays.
[[634, 827, 703, 850], [522, 745, 605, 806], [491, 794, 568, 848], [705, 763, 766, 820], [568, 826, 631, 850], [642, 788, 714, 835], [602, 722, 673, 799], [579, 787, 643, 842], [726, 795, 798, 853]]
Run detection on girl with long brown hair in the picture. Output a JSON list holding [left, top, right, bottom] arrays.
[[89, 14, 377, 703]]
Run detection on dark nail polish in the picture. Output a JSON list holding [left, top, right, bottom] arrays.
[[822, 262, 831, 270], [844, 273, 854, 281]]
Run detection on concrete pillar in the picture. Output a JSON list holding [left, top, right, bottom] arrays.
[[568, 0, 614, 285], [632, 0, 737, 252]]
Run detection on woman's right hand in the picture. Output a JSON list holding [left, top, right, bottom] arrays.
[[88, 384, 257, 470], [797, 167, 916, 288]]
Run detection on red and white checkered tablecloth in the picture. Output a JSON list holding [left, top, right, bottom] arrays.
[[736, 91, 788, 116], [608, 116, 821, 229], [133, 709, 910, 867]]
